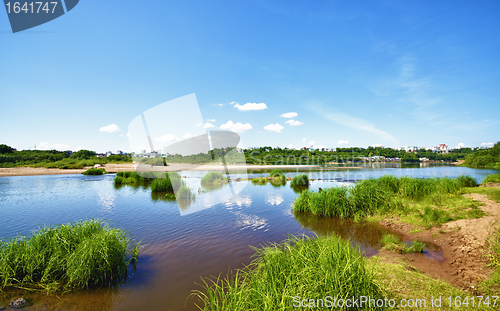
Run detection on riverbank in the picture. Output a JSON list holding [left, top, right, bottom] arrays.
[[0, 163, 365, 177], [375, 184, 500, 291]]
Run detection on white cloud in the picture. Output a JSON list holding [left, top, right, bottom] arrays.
[[229, 101, 237, 105], [183, 133, 193, 139], [264, 123, 284, 133], [338, 140, 349, 145], [308, 140, 315, 146], [481, 142, 494, 147], [234, 102, 267, 111], [155, 134, 177, 143], [285, 119, 303, 126], [38, 141, 70, 150], [99, 124, 120, 133], [371, 144, 384, 147], [280, 112, 297, 118], [220, 121, 253, 133], [207, 119, 216, 122], [455, 142, 465, 148], [126, 133, 130, 137], [302, 138, 307, 143], [196, 123, 203, 127], [288, 144, 294, 149], [218, 103, 223, 106], [204, 122, 215, 128]]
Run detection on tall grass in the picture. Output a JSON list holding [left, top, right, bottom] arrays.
[[193, 235, 383, 310], [0, 219, 139, 292], [293, 175, 479, 222]]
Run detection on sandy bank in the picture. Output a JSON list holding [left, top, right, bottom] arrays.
[[0, 163, 363, 177]]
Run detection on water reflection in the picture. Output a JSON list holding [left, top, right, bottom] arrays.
[[293, 211, 398, 255]]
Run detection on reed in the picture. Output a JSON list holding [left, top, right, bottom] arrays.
[[192, 235, 383, 310], [0, 219, 139, 292]]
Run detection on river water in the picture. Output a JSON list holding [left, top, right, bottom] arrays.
[[0, 164, 496, 310]]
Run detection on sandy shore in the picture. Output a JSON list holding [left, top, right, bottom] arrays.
[[0, 163, 363, 177]]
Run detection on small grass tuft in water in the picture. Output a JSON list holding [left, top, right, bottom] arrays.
[[192, 234, 383, 310], [380, 234, 424, 254], [82, 168, 107, 175], [293, 175, 482, 228], [482, 173, 500, 185], [201, 172, 225, 185], [290, 174, 309, 187], [251, 177, 267, 185], [0, 219, 139, 292]]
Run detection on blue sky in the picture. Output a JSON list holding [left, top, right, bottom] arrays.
[[1, 0, 499, 153]]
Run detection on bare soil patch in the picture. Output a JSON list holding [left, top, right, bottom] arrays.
[[378, 189, 500, 290]]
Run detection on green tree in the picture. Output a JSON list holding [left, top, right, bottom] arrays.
[[0, 144, 14, 154]]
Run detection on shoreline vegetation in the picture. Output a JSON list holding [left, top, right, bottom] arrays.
[[1, 141, 498, 177], [0, 219, 139, 293], [193, 174, 500, 310]]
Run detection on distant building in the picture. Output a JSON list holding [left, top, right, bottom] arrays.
[[116, 150, 124, 155], [439, 144, 448, 152], [66, 150, 73, 156], [106, 151, 113, 157]]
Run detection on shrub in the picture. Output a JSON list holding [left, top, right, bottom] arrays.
[[0, 219, 139, 291], [82, 168, 107, 175], [290, 174, 309, 187]]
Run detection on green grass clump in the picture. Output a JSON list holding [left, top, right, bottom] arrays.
[[176, 184, 195, 200], [151, 177, 174, 192], [201, 172, 225, 185], [251, 177, 267, 185], [293, 175, 482, 228], [82, 168, 107, 175], [380, 234, 424, 254], [193, 235, 383, 310], [290, 174, 309, 187], [267, 169, 287, 186], [482, 173, 500, 184], [0, 219, 139, 292], [294, 187, 355, 218], [269, 169, 283, 178]]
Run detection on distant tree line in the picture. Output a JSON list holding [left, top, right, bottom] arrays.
[[463, 142, 500, 169], [0, 144, 131, 168]]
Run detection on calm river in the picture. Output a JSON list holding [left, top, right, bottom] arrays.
[[0, 164, 496, 310]]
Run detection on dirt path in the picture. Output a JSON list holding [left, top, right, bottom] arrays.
[[378, 189, 500, 290]]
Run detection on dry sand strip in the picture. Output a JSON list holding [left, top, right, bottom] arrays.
[[0, 163, 363, 177]]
